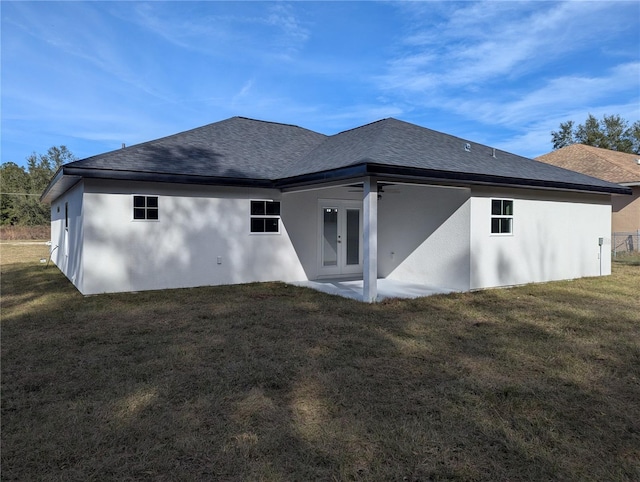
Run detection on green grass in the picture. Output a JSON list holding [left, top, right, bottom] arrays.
[[2, 245, 639, 481], [613, 252, 640, 266]]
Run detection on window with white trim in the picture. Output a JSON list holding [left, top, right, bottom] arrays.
[[491, 199, 513, 234], [250, 200, 280, 233], [133, 196, 159, 220]]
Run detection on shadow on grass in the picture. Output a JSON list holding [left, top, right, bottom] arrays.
[[1, 263, 80, 314], [2, 262, 639, 481]]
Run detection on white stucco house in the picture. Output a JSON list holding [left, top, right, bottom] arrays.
[[41, 117, 630, 302]]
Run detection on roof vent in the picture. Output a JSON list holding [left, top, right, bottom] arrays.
[[464, 143, 471, 152], [637, 159, 640, 165], [122, 143, 126, 149], [492, 148, 496, 158]]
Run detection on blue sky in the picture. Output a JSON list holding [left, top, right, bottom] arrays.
[[2, 1, 639, 168]]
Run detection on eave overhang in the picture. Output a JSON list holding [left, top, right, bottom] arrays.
[[275, 163, 633, 195], [42, 161, 632, 204], [40, 166, 274, 203]]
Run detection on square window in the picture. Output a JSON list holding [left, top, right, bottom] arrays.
[[133, 196, 159, 221], [250, 200, 280, 233], [490, 199, 513, 234]]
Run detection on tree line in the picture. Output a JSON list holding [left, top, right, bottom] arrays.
[[0, 146, 76, 226], [551, 114, 640, 154]]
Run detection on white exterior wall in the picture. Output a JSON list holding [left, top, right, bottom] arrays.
[[50, 181, 84, 292], [378, 184, 471, 292], [48, 178, 612, 297], [80, 180, 306, 295], [470, 187, 611, 290], [282, 187, 364, 280]]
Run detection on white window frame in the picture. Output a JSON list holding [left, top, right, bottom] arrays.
[[490, 198, 514, 235], [250, 200, 281, 234], [132, 195, 159, 221]]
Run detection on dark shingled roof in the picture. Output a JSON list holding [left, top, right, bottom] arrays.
[[42, 116, 631, 202], [64, 117, 327, 180]]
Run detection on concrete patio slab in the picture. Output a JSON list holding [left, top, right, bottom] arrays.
[[290, 278, 457, 302]]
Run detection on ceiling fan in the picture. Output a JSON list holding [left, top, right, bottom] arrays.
[[347, 182, 400, 198]]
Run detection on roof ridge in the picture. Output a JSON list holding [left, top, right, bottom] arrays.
[[328, 117, 391, 137], [66, 116, 323, 166], [367, 118, 395, 161], [66, 118, 239, 165], [574, 144, 640, 178], [234, 116, 320, 132]]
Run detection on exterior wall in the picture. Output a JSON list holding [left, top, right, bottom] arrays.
[[282, 187, 364, 280], [378, 184, 471, 292], [49, 178, 613, 297], [612, 186, 640, 233], [80, 180, 306, 295], [470, 187, 611, 290], [50, 181, 84, 292]]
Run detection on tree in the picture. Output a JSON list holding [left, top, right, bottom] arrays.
[[551, 120, 575, 149], [0, 146, 76, 226], [0, 162, 30, 225], [551, 114, 640, 154]]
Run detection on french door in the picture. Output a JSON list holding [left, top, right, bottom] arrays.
[[319, 201, 362, 276]]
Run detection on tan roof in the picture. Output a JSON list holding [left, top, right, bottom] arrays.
[[536, 144, 640, 184]]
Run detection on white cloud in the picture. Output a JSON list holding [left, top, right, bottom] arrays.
[[380, 1, 635, 93], [126, 2, 309, 62], [265, 3, 309, 59], [448, 62, 640, 126], [376, 1, 639, 156]]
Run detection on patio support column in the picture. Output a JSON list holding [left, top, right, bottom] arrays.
[[363, 176, 378, 302]]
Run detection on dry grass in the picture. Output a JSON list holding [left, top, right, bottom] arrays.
[[0, 225, 50, 240], [1, 241, 51, 265], [2, 247, 639, 481]]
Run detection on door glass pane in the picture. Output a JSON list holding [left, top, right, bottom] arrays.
[[346, 209, 360, 265], [323, 208, 338, 267]]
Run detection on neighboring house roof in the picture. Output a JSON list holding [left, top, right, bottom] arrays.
[[536, 144, 640, 186], [42, 117, 631, 203]]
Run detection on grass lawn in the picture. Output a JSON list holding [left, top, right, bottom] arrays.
[[2, 243, 639, 481]]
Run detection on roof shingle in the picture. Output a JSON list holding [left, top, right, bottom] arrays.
[[42, 116, 631, 202], [536, 144, 640, 185]]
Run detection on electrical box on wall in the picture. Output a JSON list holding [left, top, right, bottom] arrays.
[[217, 256, 222, 265]]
